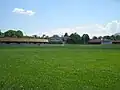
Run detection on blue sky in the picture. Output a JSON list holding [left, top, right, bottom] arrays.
[[1, 0, 120, 37]]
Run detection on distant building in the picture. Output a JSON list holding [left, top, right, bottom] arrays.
[[88, 39, 112, 44], [101, 39, 112, 44], [0, 37, 49, 44], [88, 39, 101, 44], [112, 40, 120, 44], [49, 35, 63, 44]]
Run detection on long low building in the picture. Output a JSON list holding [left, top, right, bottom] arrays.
[[0, 37, 49, 44], [88, 39, 120, 44], [88, 39, 101, 44]]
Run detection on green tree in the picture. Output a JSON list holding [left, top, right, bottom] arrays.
[[63, 33, 69, 43], [32, 35, 38, 38], [64, 33, 69, 37], [98, 36, 102, 39], [0, 30, 2, 35], [41, 34, 46, 39], [82, 34, 90, 44], [4, 30, 16, 37], [68, 33, 81, 44], [92, 36, 97, 40], [16, 30, 23, 38], [0, 30, 4, 37], [103, 35, 111, 40], [116, 35, 120, 40], [110, 35, 116, 40], [44, 36, 49, 39]]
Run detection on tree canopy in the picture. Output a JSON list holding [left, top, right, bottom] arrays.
[[15, 30, 23, 37], [0, 30, 2, 35], [4, 30, 23, 38], [67, 33, 81, 44], [82, 34, 90, 44], [92, 36, 98, 40]]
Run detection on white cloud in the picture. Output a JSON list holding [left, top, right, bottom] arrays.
[[41, 20, 120, 38], [12, 8, 35, 16]]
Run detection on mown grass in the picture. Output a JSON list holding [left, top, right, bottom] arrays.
[[0, 45, 120, 90]]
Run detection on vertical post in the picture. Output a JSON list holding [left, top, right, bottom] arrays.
[[84, 36, 85, 44]]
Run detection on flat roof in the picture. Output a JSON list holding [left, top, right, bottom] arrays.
[[88, 39, 101, 43], [0, 38, 49, 43]]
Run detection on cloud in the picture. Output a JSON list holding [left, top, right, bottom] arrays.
[[12, 8, 35, 16], [41, 20, 120, 38]]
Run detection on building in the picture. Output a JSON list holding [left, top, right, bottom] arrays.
[[49, 35, 63, 44], [101, 39, 112, 44], [88, 39, 112, 44], [88, 39, 101, 44], [0, 37, 49, 44], [112, 40, 120, 44]]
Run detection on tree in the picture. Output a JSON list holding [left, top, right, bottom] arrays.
[[44, 36, 49, 39], [41, 34, 46, 39], [63, 33, 69, 43], [98, 36, 102, 39], [0, 30, 4, 37], [15, 30, 23, 38], [64, 33, 69, 37], [0, 30, 2, 35], [4, 30, 16, 37], [103, 35, 111, 40], [92, 36, 97, 40], [68, 33, 81, 44], [4, 30, 23, 38], [116, 35, 120, 40], [82, 34, 90, 44], [110, 35, 116, 40], [32, 35, 37, 38]]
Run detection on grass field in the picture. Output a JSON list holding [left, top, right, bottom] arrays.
[[0, 45, 120, 90]]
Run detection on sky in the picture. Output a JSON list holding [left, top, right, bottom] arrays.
[[1, 0, 120, 37]]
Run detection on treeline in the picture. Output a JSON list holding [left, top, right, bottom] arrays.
[[0, 30, 49, 39], [49, 33, 120, 44], [0, 30, 23, 38], [92, 35, 120, 40], [62, 33, 90, 44], [1, 29, 120, 44]]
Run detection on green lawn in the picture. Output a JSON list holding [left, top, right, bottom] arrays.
[[0, 45, 120, 90]]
